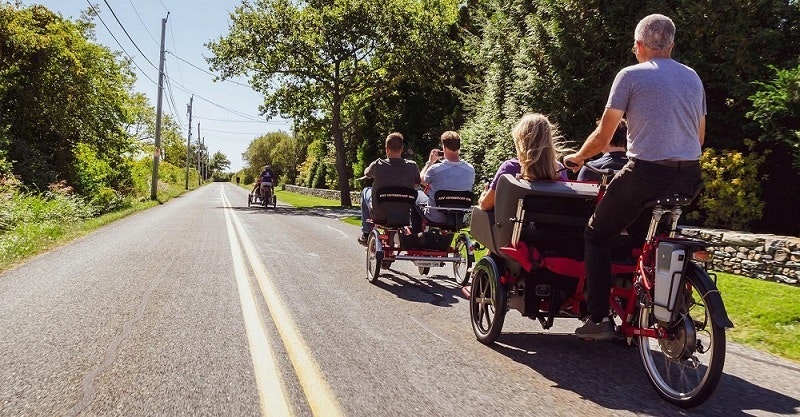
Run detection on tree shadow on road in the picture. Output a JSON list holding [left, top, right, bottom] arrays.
[[489, 332, 799, 416], [228, 204, 359, 219], [369, 268, 463, 308]]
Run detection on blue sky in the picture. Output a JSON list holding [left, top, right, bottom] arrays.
[[25, 0, 293, 172]]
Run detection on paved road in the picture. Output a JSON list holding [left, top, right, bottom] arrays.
[[1, 183, 798, 416]]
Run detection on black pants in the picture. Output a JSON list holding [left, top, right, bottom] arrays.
[[584, 159, 703, 322]]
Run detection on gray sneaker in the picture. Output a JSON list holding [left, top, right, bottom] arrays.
[[574, 317, 615, 341]]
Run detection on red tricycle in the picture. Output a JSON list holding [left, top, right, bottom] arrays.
[[466, 167, 733, 408], [364, 187, 475, 285]]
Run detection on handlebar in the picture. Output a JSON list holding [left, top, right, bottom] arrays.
[[579, 163, 617, 179]]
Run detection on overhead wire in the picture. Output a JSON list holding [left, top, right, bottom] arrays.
[[84, 0, 158, 86], [102, 0, 158, 70], [87, 0, 290, 133], [166, 51, 252, 88], [126, 0, 159, 46]]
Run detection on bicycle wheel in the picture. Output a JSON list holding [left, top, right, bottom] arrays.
[[366, 233, 382, 283], [637, 266, 726, 408], [452, 234, 473, 286], [469, 256, 506, 344]]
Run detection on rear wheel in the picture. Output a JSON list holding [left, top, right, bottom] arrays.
[[418, 266, 430, 275], [637, 267, 726, 408], [470, 256, 506, 344], [366, 233, 382, 283], [453, 234, 474, 286], [247, 194, 252, 207]]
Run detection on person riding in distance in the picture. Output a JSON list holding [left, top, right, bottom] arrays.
[[414, 131, 475, 231], [257, 165, 275, 200], [358, 132, 421, 245], [577, 119, 628, 182], [478, 112, 571, 211], [564, 14, 705, 341]]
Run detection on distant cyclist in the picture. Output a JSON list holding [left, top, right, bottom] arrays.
[[255, 165, 276, 200]]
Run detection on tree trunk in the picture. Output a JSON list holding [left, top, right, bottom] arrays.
[[331, 98, 352, 207]]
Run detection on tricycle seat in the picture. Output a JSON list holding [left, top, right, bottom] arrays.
[[371, 186, 418, 228], [470, 174, 599, 260]]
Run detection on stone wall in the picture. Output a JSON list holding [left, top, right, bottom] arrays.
[[679, 227, 800, 285], [284, 185, 800, 286], [284, 185, 362, 205]]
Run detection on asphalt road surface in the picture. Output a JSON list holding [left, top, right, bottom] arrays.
[[1, 183, 799, 416]]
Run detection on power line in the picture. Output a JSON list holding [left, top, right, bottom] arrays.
[[167, 24, 185, 84], [126, 0, 158, 46], [166, 51, 252, 88], [102, 0, 158, 70], [195, 116, 282, 124], [84, 0, 157, 86]]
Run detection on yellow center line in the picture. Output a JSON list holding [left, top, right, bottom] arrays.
[[221, 189, 294, 417], [224, 185, 345, 417]]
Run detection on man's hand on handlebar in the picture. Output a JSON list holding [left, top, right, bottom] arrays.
[[563, 154, 584, 172]]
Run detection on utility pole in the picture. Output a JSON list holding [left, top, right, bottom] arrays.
[[184, 95, 193, 190], [150, 13, 169, 200], [201, 135, 206, 182], [197, 122, 202, 186]]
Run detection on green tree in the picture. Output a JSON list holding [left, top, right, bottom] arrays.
[[208, 151, 231, 177], [208, 0, 462, 205], [0, 4, 136, 193], [748, 64, 800, 168]]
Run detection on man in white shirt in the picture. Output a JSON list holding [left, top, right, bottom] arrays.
[[414, 131, 475, 231]]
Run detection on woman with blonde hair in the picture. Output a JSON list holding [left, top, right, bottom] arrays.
[[478, 113, 572, 210]]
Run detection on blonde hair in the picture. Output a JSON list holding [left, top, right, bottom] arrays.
[[512, 113, 572, 181]]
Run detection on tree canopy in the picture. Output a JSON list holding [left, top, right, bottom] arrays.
[[208, 0, 463, 205]]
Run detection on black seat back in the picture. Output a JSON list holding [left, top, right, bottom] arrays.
[[471, 174, 599, 258], [432, 190, 474, 229], [372, 186, 417, 227]]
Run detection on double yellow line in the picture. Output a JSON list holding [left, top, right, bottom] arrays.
[[221, 188, 344, 417]]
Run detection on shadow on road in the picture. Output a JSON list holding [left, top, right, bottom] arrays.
[[226, 204, 359, 219], [369, 268, 463, 308], [489, 332, 799, 416]]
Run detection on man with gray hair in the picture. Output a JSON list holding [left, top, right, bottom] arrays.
[[564, 14, 705, 340]]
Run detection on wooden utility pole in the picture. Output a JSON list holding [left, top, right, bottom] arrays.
[[197, 122, 202, 186], [149, 13, 169, 200], [184, 95, 193, 190]]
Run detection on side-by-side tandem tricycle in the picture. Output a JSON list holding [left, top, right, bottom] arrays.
[[466, 166, 732, 407]]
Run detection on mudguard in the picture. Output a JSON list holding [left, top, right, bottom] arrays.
[[686, 262, 735, 329]]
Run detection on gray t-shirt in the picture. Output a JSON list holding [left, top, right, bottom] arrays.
[[607, 58, 705, 161], [364, 157, 420, 192], [423, 160, 475, 223]]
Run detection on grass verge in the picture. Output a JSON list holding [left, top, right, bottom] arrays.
[[277, 188, 800, 363], [716, 271, 800, 362], [0, 185, 192, 272]]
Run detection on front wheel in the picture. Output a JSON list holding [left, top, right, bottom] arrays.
[[469, 256, 507, 344], [452, 234, 474, 286], [637, 267, 726, 408]]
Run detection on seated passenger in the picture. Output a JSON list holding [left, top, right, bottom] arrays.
[[478, 113, 572, 211], [413, 130, 475, 232], [358, 132, 421, 245], [577, 119, 628, 182], [257, 165, 276, 199]]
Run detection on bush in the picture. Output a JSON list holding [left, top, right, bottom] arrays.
[[692, 145, 766, 230]]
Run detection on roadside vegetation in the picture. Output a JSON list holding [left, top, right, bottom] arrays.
[[0, 161, 200, 272]]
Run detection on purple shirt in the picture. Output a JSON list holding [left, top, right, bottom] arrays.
[[488, 158, 568, 190]]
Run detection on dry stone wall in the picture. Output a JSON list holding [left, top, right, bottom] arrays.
[[679, 227, 800, 285], [284, 185, 362, 205]]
